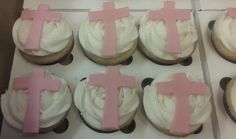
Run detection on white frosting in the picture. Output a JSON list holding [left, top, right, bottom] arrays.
[[139, 12, 198, 60], [12, 18, 73, 56], [143, 72, 211, 132], [74, 79, 139, 130], [1, 71, 72, 130], [214, 13, 236, 52], [78, 14, 138, 57]]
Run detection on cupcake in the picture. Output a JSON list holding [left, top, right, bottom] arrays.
[[74, 66, 139, 132], [223, 76, 236, 123], [212, 8, 236, 63], [12, 4, 74, 65], [1, 68, 72, 133], [143, 72, 211, 137], [78, 2, 138, 65], [139, 1, 198, 65]]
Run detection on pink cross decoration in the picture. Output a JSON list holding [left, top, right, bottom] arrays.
[[21, 4, 61, 50], [89, 66, 135, 129], [88, 2, 129, 57], [156, 73, 207, 134], [149, 1, 191, 53], [13, 68, 60, 133], [227, 8, 236, 17]]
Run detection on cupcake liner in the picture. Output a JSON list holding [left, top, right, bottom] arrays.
[[223, 78, 236, 123], [211, 33, 236, 63], [20, 38, 74, 65], [77, 109, 118, 133], [78, 109, 136, 134], [79, 39, 137, 65], [210, 21, 236, 63], [39, 111, 70, 133], [138, 38, 196, 65], [3, 110, 70, 134]]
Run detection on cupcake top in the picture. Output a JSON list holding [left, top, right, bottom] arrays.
[[143, 72, 211, 135], [1, 68, 72, 133], [79, 2, 138, 58], [139, 1, 197, 60], [213, 8, 236, 52], [12, 4, 73, 56], [74, 66, 139, 131]]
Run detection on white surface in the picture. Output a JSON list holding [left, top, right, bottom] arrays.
[[199, 0, 236, 10], [23, 0, 192, 10], [198, 11, 236, 139], [0, 11, 214, 139]]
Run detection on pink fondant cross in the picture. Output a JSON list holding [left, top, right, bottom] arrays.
[[21, 4, 61, 50], [149, 1, 191, 53], [156, 73, 207, 134], [227, 8, 236, 17], [13, 68, 60, 133], [88, 2, 129, 56], [89, 66, 135, 129]]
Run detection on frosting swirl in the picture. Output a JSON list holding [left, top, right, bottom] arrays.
[[143, 72, 211, 132], [214, 13, 236, 52], [1, 71, 72, 130], [74, 79, 139, 130], [139, 13, 198, 60], [12, 18, 73, 56], [78, 15, 138, 57]]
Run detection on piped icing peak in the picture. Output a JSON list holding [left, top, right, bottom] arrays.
[[88, 2, 130, 57], [13, 68, 60, 133], [149, 1, 191, 53], [88, 66, 135, 130], [156, 73, 207, 134], [20, 4, 61, 50]]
